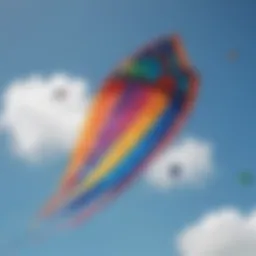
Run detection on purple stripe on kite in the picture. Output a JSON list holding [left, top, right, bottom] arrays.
[[78, 85, 151, 180], [95, 83, 140, 136]]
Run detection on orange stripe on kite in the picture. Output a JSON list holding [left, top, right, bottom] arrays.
[[61, 80, 126, 191], [39, 80, 126, 219]]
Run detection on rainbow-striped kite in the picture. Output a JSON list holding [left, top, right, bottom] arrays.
[[38, 34, 200, 228]]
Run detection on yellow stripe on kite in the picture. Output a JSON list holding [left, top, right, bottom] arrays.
[[70, 91, 168, 199]]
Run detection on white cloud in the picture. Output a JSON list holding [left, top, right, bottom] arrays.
[[145, 138, 213, 189], [0, 73, 91, 161], [177, 208, 256, 256]]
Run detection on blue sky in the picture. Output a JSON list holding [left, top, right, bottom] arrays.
[[0, 0, 256, 255]]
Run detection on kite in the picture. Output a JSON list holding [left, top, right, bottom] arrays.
[[35, 34, 200, 230], [3, 34, 200, 255], [227, 49, 239, 62], [0, 35, 199, 255], [238, 170, 254, 186]]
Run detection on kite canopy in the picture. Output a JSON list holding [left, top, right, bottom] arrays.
[[38, 34, 200, 227]]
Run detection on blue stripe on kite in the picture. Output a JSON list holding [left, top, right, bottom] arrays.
[[64, 88, 186, 213], [77, 86, 150, 182], [138, 38, 173, 59], [156, 39, 174, 56]]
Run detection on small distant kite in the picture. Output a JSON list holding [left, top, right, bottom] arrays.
[[227, 50, 239, 62], [238, 171, 254, 186]]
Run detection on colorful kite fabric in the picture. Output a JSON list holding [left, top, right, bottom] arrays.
[[38, 34, 200, 227]]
